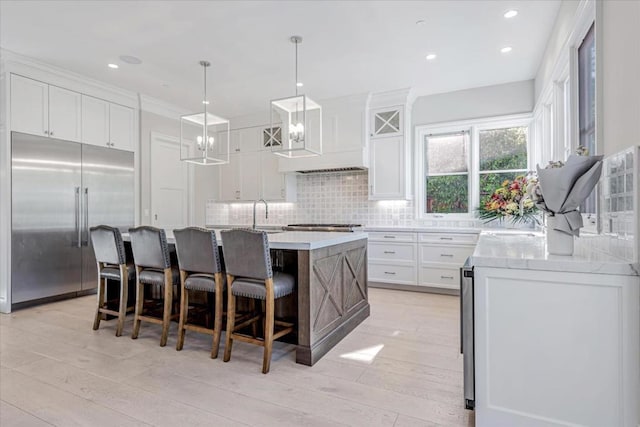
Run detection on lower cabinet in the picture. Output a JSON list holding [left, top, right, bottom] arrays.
[[368, 230, 478, 292]]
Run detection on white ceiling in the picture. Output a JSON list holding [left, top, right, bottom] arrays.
[[0, 0, 561, 118]]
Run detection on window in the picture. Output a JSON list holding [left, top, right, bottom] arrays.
[[417, 116, 531, 217], [424, 132, 469, 213], [578, 23, 596, 214]]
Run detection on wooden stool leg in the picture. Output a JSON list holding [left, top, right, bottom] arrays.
[[132, 267, 144, 339], [262, 278, 275, 374], [223, 275, 235, 362], [160, 267, 173, 347], [176, 272, 188, 351], [211, 272, 223, 359], [116, 265, 128, 337], [93, 268, 105, 331]]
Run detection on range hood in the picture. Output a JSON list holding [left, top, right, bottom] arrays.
[[277, 93, 370, 174]]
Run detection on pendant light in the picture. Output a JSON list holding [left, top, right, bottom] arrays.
[[180, 60, 230, 165], [270, 36, 322, 158]]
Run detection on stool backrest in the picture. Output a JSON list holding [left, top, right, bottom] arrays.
[[220, 229, 272, 280], [128, 226, 171, 269], [173, 227, 221, 274], [90, 225, 126, 265]]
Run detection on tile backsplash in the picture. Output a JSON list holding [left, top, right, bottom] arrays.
[[206, 171, 481, 228]]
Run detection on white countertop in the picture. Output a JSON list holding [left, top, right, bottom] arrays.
[[364, 226, 481, 234], [470, 232, 639, 276], [124, 230, 367, 251]]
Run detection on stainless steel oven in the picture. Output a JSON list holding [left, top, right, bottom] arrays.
[[461, 258, 475, 410]]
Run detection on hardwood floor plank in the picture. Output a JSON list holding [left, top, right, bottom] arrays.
[[0, 400, 54, 427]]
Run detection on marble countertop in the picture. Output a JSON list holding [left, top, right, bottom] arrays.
[[470, 232, 639, 276], [123, 230, 367, 251], [364, 226, 481, 234]]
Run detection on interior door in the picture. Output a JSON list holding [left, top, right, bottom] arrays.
[[81, 145, 135, 290], [151, 134, 189, 229], [11, 132, 82, 304]]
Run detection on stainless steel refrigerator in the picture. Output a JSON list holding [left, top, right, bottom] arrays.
[[11, 132, 134, 306]]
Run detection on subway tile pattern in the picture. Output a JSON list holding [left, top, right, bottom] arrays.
[[206, 171, 487, 228], [596, 146, 640, 262]]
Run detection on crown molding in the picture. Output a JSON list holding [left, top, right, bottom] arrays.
[[139, 94, 191, 120], [368, 87, 414, 109]]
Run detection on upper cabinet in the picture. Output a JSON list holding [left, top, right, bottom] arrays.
[[10, 74, 135, 151], [367, 90, 413, 200], [11, 74, 81, 142]]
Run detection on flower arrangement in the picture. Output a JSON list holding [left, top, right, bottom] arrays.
[[477, 174, 539, 224]]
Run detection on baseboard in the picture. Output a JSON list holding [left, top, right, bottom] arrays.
[[368, 281, 459, 296]]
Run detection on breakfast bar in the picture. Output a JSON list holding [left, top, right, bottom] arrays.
[[123, 230, 370, 366]]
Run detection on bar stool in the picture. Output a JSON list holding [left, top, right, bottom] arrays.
[[173, 227, 225, 358], [129, 226, 179, 347], [89, 225, 135, 337], [221, 229, 295, 374]]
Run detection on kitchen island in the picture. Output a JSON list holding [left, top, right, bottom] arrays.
[[124, 230, 369, 366], [468, 232, 639, 427]]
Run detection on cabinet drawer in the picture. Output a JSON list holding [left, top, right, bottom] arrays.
[[418, 267, 459, 289], [368, 242, 416, 263], [369, 263, 416, 285], [368, 231, 417, 243], [419, 244, 474, 266], [419, 232, 478, 245]]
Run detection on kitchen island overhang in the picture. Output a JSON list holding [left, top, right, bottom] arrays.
[[123, 230, 369, 366]]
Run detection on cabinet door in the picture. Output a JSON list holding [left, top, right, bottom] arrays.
[[370, 106, 403, 138], [81, 95, 110, 147], [260, 151, 285, 200], [10, 74, 49, 136], [218, 153, 241, 201], [369, 135, 404, 199], [48, 85, 81, 142], [240, 151, 261, 201], [109, 104, 134, 151], [238, 127, 260, 152]]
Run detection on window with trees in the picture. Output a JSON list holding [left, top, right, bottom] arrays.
[[417, 116, 531, 217], [578, 23, 596, 214]]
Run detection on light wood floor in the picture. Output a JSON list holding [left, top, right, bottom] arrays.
[[0, 288, 474, 427]]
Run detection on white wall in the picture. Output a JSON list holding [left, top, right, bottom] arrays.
[[534, 0, 581, 100], [412, 80, 534, 126], [601, 0, 640, 156]]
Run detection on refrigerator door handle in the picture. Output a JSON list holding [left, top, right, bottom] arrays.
[[83, 187, 89, 246], [75, 187, 81, 248]]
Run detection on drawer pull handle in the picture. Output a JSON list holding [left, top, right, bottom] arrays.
[[383, 235, 396, 239], [440, 237, 453, 240], [384, 271, 396, 275], [440, 254, 454, 257], [441, 275, 454, 280], [384, 251, 396, 254]]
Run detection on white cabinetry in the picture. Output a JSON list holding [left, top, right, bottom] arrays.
[[48, 85, 81, 142], [474, 267, 639, 427], [81, 95, 109, 147], [368, 232, 417, 285], [10, 74, 81, 142], [368, 90, 413, 200], [108, 103, 135, 151], [418, 233, 477, 290], [218, 127, 296, 202]]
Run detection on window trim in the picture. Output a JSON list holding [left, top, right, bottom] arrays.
[[415, 113, 533, 219]]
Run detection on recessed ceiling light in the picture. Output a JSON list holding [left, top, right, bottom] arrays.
[[107, 63, 119, 69], [504, 10, 518, 19], [202, 100, 210, 105], [119, 55, 142, 65], [425, 54, 437, 61], [501, 46, 513, 54], [296, 82, 304, 87], [416, 19, 426, 25]]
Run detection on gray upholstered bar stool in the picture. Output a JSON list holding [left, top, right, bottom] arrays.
[[89, 225, 135, 337], [128, 226, 179, 347], [173, 227, 225, 358], [221, 229, 295, 374]]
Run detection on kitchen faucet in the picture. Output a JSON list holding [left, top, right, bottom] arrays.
[[252, 199, 268, 230]]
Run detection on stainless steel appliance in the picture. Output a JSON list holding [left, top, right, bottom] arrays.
[[284, 224, 362, 232], [460, 258, 475, 410], [11, 132, 134, 306]]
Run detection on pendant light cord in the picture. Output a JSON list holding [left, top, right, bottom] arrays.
[[203, 62, 208, 130], [294, 39, 299, 97]]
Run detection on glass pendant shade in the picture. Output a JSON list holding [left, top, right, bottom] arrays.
[[180, 112, 230, 165], [270, 95, 322, 158]]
